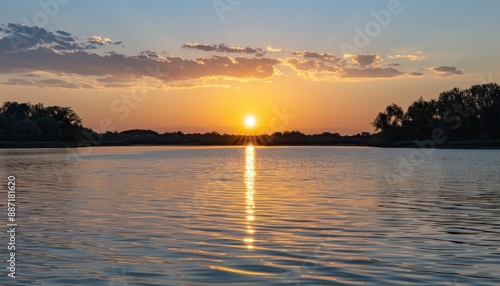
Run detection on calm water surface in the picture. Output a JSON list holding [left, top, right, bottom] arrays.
[[0, 146, 499, 285]]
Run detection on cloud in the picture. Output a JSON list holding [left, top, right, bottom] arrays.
[[344, 53, 380, 67], [285, 53, 410, 80], [183, 43, 265, 56], [182, 43, 217, 52], [218, 44, 262, 55], [0, 24, 282, 88], [408, 71, 424, 76], [96, 75, 128, 83], [431, 66, 464, 76], [266, 46, 284, 53], [0, 46, 280, 84], [286, 58, 339, 73], [55, 30, 71, 37], [2, 78, 93, 89], [387, 51, 425, 61], [103, 83, 130, 88], [285, 51, 345, 78], [183, 45, 344, 62], [87, 36, 113, 46], [139, 50, 160, 58], [0, 23, 120, 52], [1, 23, 455, 89], [20, 73, 39, 77], [292, 51, 339, 62], [341, 67, 404, 78]]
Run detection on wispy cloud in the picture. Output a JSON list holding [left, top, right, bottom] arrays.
[[387, 51, 425, 61], [3, 78, 93, 89], [183, 43, 265, 56], [341, 67, 403, 78], [291, 51, 339, 62], [408, 71, 424, 76], [431, 66, 464, 76], [266, 46, 284, 53], [87, 35, 121, 46]]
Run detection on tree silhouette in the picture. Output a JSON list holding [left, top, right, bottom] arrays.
[[403, 97, 437, 140], [373, 83, 500, 145], [372, 103, 404, 143], [0, 102, 87, 142]]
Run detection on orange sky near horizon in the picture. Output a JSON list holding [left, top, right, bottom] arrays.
[[1, 1, 499, 135], [1, 74, 487, 135]]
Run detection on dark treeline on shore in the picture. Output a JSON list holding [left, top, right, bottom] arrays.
[[2, 82, 500, 148], [0, 101, 375, 147], [102, 129, 376, 146], [373, 83, 500, 148]]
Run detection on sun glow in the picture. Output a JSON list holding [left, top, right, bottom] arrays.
[[245, 116, 256, 128]]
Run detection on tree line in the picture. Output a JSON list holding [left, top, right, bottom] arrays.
[[0, 101, 375, 146], [4, 81, 499, 147], [372, 83, 500, 145], [103, 129, 375, 146], [0, 102, 96, 142]]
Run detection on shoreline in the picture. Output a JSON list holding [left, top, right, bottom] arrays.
[[1, 140, 499, 149]]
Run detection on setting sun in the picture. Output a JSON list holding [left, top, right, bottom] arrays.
[[245, 116, 256, 128]]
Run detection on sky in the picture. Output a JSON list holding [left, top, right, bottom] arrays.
[[1, 0, 499, 135]]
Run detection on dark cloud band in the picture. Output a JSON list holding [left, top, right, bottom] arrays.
[[0, 23, 465, 88]]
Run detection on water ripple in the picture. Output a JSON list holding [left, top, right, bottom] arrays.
[[0, 146, 499, 285]]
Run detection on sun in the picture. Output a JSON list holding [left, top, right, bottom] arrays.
[[245, 116, 256, 128]]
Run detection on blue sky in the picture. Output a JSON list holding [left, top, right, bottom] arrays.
[[2, 0, 498, 57], [1, 0, 499, 134]]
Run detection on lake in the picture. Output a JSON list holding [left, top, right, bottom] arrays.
[[0, 146, 499, 285]]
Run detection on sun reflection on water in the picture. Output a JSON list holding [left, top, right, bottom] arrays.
[[244, 145, 256, 250]]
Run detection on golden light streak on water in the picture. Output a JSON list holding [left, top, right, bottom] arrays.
[[244, 145, 256, 250]]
